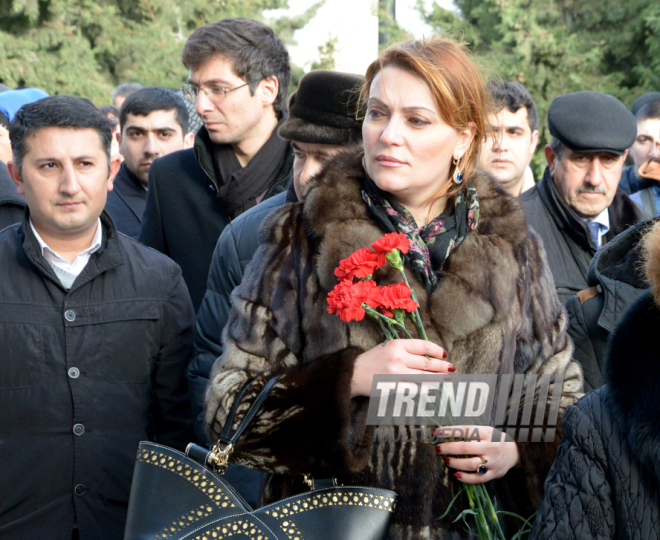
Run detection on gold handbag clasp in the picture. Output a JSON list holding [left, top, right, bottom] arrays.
[[208, 442, 234, 475]]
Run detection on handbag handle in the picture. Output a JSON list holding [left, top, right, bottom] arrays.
[[204, 375, 280, 474]]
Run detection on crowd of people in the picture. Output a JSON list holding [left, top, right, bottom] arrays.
[[0, 15, 659, 540]]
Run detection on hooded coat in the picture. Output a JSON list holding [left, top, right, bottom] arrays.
[[530, 291, 660, 539], [204, 149, 583, 539], [565, 218, 658, 392]]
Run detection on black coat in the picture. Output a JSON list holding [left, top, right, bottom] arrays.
[[0, 160, 26, 230], [139, 126, 294, 312], [565, 218, 657, 392], [531, 291, 660, 539], [187, 187, 295, 507], [0, 213, 195, 540], [519, 167, 649, 305], [191, 187, 295, 442], [104, 162, 147, 240]]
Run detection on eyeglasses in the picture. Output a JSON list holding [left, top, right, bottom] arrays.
[[181, 81, 258, 101]]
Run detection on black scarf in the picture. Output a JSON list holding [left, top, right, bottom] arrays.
[[213, 118, 289, 219], [362, 177, 480, 292]]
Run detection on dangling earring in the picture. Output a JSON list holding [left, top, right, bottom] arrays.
[[452, 156, 463, 185]]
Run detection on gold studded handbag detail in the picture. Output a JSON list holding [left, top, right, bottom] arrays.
[[123, 376, 397, 540]]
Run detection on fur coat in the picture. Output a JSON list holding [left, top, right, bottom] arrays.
[[205, 148, 583, 540]]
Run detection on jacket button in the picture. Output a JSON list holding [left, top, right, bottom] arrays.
[[68, 367, 80, 379], [74, 484, 85, 496], [73, 423, 85, 436], [64, 310, 76, 322]]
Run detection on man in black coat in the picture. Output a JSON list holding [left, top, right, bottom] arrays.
[[189, 70, 364, 506], [105, 87, 194, 239], [0, 160, 25, 229], [520, 91, 650, 305], [139, 18, 294, 312], [0, 96, 195, 540]]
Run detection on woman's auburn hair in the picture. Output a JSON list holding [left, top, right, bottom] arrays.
[[359, 36, 493, 198]]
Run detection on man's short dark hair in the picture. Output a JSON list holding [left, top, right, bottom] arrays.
[[119, 87, 190, 134], [10, 95, 112, 173], [487, 80, 539, 132], [182, 17, 290, 119], [635, 98, 660, 122], [111, 82, 143, 104]]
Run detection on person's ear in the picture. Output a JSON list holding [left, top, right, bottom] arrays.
[[545, 145, 557, 176], [7, 160, 25, 195], [183, 131, 195, 149], [529, 129, 539, 157], [454, 123, 476, 161], [108, 154, 121, 190], [259, 76, 279, 107]]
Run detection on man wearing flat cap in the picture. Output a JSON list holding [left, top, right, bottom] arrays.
[[188, 69, 364, 506], [520, 90, 650, 305]]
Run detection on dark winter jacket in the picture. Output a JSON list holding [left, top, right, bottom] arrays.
[[619, 164, 660, 216], [138, 125, 294, 312], [0, 212, 195, 540], [186, 187, 294, 508], [519, 167, 649, 305], [531, 291, 660, 540], [191, 184, 297, 444], [565, 218, 657, 392], [104, 162, 147, 240], [204, 149, 583, 539], [0, 160, 26, 230]]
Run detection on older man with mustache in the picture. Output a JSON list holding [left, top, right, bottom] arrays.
[[520, 91, 650, 305]]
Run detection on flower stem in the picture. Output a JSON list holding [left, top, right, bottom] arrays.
[[398, 270, 429, 341], [364, 306, 414, 340]]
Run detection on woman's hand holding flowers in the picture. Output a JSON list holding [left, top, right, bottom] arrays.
[[350, 339, 453, 398], [436, 426, 521, 484]]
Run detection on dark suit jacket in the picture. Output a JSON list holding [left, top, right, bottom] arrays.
[[139, 127, 293, 312], [105, 163, 147, 240]]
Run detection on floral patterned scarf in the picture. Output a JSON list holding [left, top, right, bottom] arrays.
[[361, 177, 480, 293]]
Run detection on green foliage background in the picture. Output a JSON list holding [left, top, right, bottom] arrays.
[[412, 0, 660, 176], [2, 0, 657, 176], [0, 0, 322, 104]]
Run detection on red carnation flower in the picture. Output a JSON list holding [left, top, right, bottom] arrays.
[[328, 280, 365, 322], [371, 232, 410, 255], [334, 247, 384, 281], [352, 279, 383, 309], [380, 282, 418, 312], [327, 280, 384, 322]]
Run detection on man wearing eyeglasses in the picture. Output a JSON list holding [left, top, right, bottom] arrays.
[[139, 18, 294, 312]]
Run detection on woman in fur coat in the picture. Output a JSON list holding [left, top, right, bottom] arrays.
[[205, 37, 583, 539], [530, 221, 660, 538]]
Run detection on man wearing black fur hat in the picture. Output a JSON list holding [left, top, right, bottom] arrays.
[[520, 91, 650, 305], [188, 69, 363, 506]]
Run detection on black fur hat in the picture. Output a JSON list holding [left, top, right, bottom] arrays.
[[279, 70, 364, 145]]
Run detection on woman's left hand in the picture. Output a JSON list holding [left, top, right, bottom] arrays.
[[435, 425, 520, 484]]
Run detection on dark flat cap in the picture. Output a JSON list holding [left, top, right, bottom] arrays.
[[548, 91, 636, 155], [631, 92, 660, 116], [279, 70, 364, 145]]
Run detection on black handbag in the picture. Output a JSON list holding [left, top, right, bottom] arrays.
[[124, 376, 397, 540]]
